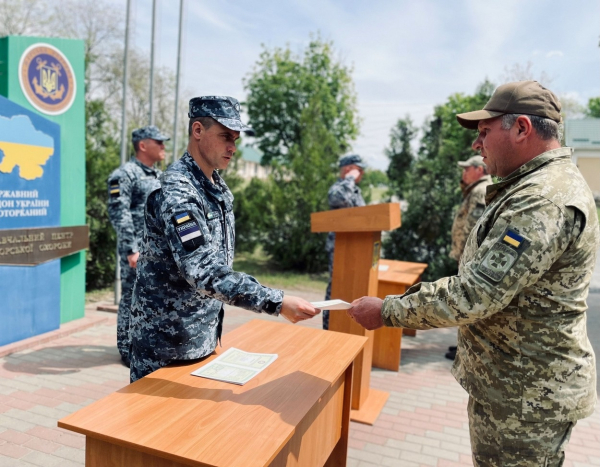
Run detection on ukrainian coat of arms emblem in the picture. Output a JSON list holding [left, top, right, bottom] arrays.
[[19, 43, 76, 115]]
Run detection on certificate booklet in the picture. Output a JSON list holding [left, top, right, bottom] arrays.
[[191, 347, 278, 385], [311, 299, 352, 310]]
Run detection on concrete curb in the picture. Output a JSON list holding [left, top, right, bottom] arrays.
[[0, 308, 111, 358]]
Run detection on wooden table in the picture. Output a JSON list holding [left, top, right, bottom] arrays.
[[372, 259, 428, 371], [58, 320, 366, 467]]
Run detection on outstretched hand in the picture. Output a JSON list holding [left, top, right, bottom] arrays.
[[280, 296, 321, 324], [347, 296, 384, 330]]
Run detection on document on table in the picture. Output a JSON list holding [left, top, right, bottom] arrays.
[[311, 299, 352, 310], [191, 347, 278, 385]]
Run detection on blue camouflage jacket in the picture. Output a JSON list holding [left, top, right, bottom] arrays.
[[130, 152, 284, 361]]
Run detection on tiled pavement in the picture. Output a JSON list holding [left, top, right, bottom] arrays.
[[0, 291, 599, 466]]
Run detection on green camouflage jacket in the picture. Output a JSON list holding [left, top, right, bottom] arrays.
[[450, 175, 493, 262], [382, 147, 599, 422]]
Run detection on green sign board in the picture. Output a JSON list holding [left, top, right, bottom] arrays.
[[0, 36, 86, 326]]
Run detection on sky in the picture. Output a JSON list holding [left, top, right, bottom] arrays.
[[119, 0, 599, 170]]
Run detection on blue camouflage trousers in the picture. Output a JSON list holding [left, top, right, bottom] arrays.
[[468, 397, 575, 466], [117, 254, 136, 366], [130, 340, 214, 383], [323, 233, 335, 330]]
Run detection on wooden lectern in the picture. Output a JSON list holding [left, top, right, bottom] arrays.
[[372, 259, 428, 371], [311, 203, 401, 425], [58, 320, 366, 467]]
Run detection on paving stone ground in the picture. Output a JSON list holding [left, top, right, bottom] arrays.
[[0, 289, 599, 467]]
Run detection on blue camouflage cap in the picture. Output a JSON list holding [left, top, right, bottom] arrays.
[[131, 125, 170, 143], [339, 154, 366, 169], [188, 96, 253, 134]]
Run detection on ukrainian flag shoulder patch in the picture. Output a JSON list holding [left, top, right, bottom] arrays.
[[172, 211, 205, 251], [502, 229, 524, 248], [174, 212, 191, 225], [109, 181, 120, 198]]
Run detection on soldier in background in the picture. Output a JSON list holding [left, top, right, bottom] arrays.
[[446, 155, 492, 360], [129, 96, 319, 382], [107, 126, 169, 366], [323, 154, 366, 330], [348, 81, 599, 465]]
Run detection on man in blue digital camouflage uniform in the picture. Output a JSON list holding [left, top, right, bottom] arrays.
[[107, 125, 169, 366], [323, 154, 366, 329], [129, 96, 319, 382], [348, 81, 599, 466]]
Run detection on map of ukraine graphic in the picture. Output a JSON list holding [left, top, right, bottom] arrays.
[[0, 115, 54, 180]]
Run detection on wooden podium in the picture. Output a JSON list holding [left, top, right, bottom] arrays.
[[58, 320, 366, 467], [311, 203, 401, 425], [372, 259, 428, 371]]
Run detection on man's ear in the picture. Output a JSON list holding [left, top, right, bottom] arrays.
[[514, 115, 533, 142], [192, 121, 204, 139], [138, 140, 147, 153]]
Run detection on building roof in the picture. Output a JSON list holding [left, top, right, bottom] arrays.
[[238, 145, 263, 164], [565, 118, 600, 149]]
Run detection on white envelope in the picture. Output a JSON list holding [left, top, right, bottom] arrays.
[[311, 299, 352, 310]]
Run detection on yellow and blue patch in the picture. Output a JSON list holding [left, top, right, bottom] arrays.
[[174, 212, 191, 224], [109, 181, 120, 198], [172, 211, 204, 251], [502, 230, 524, 248]]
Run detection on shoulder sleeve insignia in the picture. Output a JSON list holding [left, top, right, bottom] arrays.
[[172, 211, 205, 251], [109, 181, 120, 198], [478, 228, 529, 282]]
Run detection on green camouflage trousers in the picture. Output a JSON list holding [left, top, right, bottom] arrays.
[[468, 397, 575, 466]]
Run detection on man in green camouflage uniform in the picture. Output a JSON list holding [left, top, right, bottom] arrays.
[[129, 96, 319, 383], [323, 154, 366, 330], [347, 81, 599, 466], [446, 155, 493, 360], [107, 125, 169, 366]]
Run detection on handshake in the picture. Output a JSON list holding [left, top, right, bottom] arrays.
[[281, 296, 385, 331]]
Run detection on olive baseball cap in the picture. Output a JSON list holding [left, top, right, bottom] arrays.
[[456, 81, 562, 130], [188, 96, 254, 134], [457, 155, 485, 168]]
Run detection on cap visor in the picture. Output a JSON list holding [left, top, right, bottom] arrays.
[[457, 162, 470, 167], [456, 110, 504, 130], [215, 117, 253, 134]]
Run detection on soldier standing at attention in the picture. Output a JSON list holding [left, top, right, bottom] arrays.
[[129, 96, 319, 382], [107, 125, 170, 366], [347, 81, 599, 465], [323, 154, 366, 330], [446, 155, 492, 360]]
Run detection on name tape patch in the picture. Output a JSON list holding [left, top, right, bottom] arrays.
[[172, 211, 204, 251]]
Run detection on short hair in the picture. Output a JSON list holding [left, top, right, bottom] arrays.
[[500, 114, 563, 141], [133, 140, 140, 153], [188, 116, 215, 136]]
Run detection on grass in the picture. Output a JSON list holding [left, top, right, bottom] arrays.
[[233, 249, 328, 293], [86, 249, 328, 301]]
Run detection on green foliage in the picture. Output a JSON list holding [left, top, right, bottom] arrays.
[[362, 168, 389, 188], [245, 36, 359, 166], [586, 97, 600, 118], [384, 81, 495, 281], [243, 36, 359, 272], [385, 116, 416, 198], [85, 99, 120, 290]]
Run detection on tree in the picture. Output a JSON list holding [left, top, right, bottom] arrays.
[[84, 99, 120, 290], [384, 81, 495, 281], [385, 116, 416, 199], [586, 97, 600, 118], [243, 37, 359, 272], [245, 36, 359, 166]]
